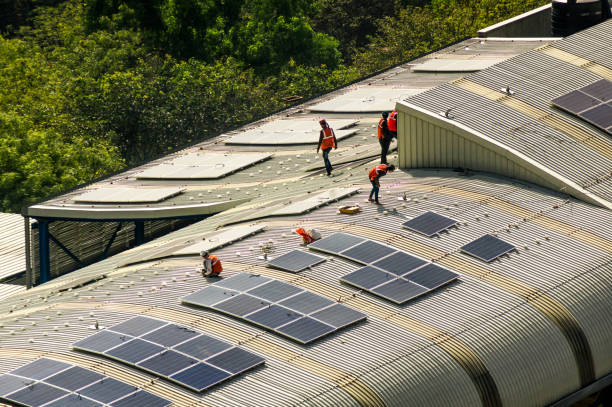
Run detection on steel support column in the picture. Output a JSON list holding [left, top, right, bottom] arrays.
[[134, 221, 145, 246], [38, 219, 51, 283], [24, 216, 32, 289]]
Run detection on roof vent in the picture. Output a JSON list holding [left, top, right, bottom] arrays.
[[551, 0, 612, 37]]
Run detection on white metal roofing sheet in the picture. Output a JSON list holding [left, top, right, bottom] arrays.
[[309, 87, 426, 112], [73, 187, 184, 203], [411, 58, 505, 72]]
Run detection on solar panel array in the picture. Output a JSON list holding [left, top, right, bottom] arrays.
[[73, 316, 264, 392], [309, 233, 459, 304], [402, 211, 458, 237], [552, 78, 612, 135], [182, 273, 366, 344], [267, 250, 326, 272], [0, 358, 171, 407], [460, 234, 516, 262]]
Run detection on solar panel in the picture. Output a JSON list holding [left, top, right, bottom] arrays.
[[74, 316, 265, 392], [216, 273, 270, 291], [10, 358, 71, 380], [105, 338, 164, 364], [182, 285, 239, 307], [341, 266, 395, 289], [72, 331, 133, 354], [402, 211, 458, 236], [552, 80, 612, 135], [182, 273, 366, 344], [170, 363, 231, 392], [137, 350, 199, 376], [246, 280, 302, 302], [460, 234, 516, 262], [341, 240, 396, 264], [581, 103, 612, 128], [206, 347, 266, 374], [5, 382, 68, 407], [404, 264, 459, 289], [372, 278, 429, 304], [372, 252, 427, 275], [307, 232, 365, 254], [0, 358, 170, 407], [46, 394, 102, 407], [109, 390, 171, 407], [580, 79, 612, 102], [335, 236, 459, 304], [267, 250, 326, 272], [110, 316, 166, 337]]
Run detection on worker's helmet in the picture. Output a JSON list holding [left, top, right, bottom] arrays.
[[382, 111, 389, 118], [200, 250, 209, 257], [319, 119, 328, 127]]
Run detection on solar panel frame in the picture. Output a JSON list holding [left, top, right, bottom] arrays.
[[460, 234, 516, 262], [4, 382, 69, 407], [340, 266, 395, 290], [72, 331, 134, 354], [10, 358, 71, 381], [551, 79, 612, 135], [45, 394, 103, 407], [404, 263, 459, 289], [206, 347, 265, 374], [109, 390, 172, 407], [580, 103, 612, 128], [246, 280, 303, 302], [0, 374, 29, 397], [44, 366, 104, 391], [401, 211, 459, 237], [552, 90, 600, 113], [372, 278, 429, 304], [73, 316, 265, 393], [170, 363, 232, 392], [267, 250, 326, 272], [183, 273, 366, 344], [371, 252, 427, 276], [580, 78, 612, 102]]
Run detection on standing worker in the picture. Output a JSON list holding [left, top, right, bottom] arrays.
[[317, 119, 338, 176], [378, 112, 391, 164], [200, 250, 223, 277], [388, 110, 398, 139], [368, 164, 395, 205]]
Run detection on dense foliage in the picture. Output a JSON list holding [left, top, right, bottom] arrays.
[[0, 0, 547, 212]]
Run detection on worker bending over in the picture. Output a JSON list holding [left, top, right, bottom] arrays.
[[369, 164, 395, 205], [317, 119, 338, 176], [295, 228, 321, 244], [200, 251, 223, 277]]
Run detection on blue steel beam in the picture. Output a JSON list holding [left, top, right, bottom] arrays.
[[49, 231, 84, 268], [37, 219, 50, 283], [102, 222, 122, 260], [134, 221, 145, 246]]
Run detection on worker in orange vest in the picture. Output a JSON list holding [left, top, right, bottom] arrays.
[[377, 112, 391, 164], [388, 110, 398, 139], [317, 119, 338, 176], [200, 250, 223, 277], [368, 163, 395, 205], [295, 228, 320, 244]]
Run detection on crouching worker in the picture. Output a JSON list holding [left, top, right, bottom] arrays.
[[200, 250, 223, 277], [295, 228, 321, 245]]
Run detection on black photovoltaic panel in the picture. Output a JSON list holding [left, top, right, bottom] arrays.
[[207, 347, 266, 374], [581, 79, 612, 102], [552, 79, 612, 136], [402, 211, 458, 237], [267, 250, 326, 272], [73, 316, 264, 393], [460, 234, 516, 262], [341, 240, 396, 264], [372, 252, 427, 275], [0, 358, 170, 407], [552, 90, 600, 113], [182, 285, 238, 306], [404, 264, 459, 289], [581, 103, 612, 128], [307, 232, 365, 254], [372, 278, 428, 304], [182, 273, 366, 344], [216, 272, 270, 291], [110, 390, 172, 407], [335, 236, 459, 304]]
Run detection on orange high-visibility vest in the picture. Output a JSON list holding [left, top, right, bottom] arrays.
[[377, 118, 387, 140], [296, 228, 315, 244], [388, 110, 398, 132], [320, 127, 336, 150], [369, 164, 389, 181], [209, 254, 222, 275]]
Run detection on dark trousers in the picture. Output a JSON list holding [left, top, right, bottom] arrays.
[[379, 138, 390, 164], [322, 148, 332, 175], [369, 180, 380, 202]]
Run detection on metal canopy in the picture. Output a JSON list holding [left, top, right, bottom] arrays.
[[224, 119, 359, 145], [182, 273, 366, 344], [73, 316, 264, 392]]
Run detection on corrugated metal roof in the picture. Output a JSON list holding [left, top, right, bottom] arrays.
[[0, 213, 27, 281]]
